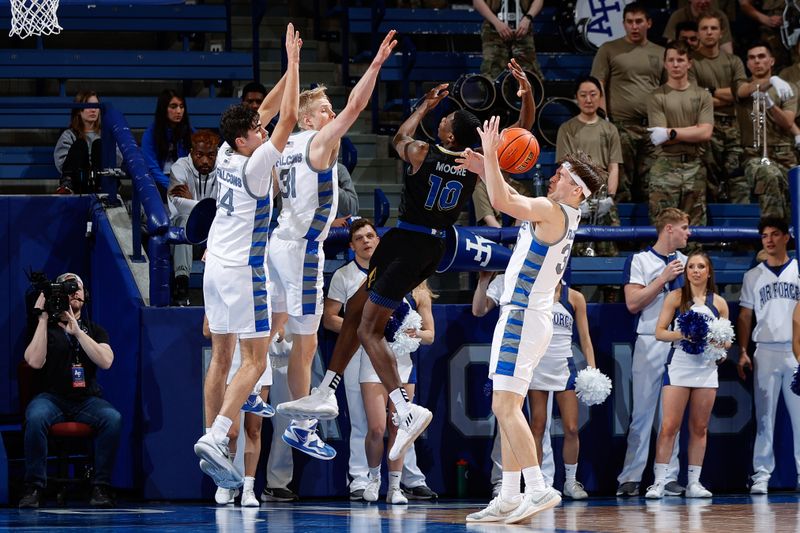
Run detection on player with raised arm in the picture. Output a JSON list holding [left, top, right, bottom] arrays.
[[463, 117, 603, 524], [193, 24, 301, 489]]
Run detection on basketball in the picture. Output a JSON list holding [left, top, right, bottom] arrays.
[[497, 127, 540, 174]]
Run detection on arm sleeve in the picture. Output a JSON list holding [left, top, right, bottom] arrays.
[[141, 125, 170, 189], [90, 322, 110, 345], [336, 163, 360, 217], [699, 90, 714, 124], [590, 45, 609, 82], [244, 140, 281, 198], [608, 126, 623, 164], [327, 269, 347, 303], [53, 129, 76, 174], [624, 254, 646, 286], [168, 159, 198, 215], [555, 124, 568, 162], [472, 180, 497, 222], [739, 271, 755, 309], [647, 92, 667, 127], [486, 276, 504, 304]]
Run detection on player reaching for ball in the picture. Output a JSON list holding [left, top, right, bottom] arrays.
[[275, 83, 482, 461], [458, 117, 604, 523]]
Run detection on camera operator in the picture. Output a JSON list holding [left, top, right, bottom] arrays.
[[19, 273, 121, 509]]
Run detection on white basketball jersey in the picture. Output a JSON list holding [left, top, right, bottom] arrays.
[[546, 287, 574, 359], [624, 247, 688, 335], [206, 141, 279, 267], [486, 274, 505, 305], [500, 203, 581, 311], [327, 260, 368, 308], [740, 260, 800, 345], [273, 129, 339, 242]]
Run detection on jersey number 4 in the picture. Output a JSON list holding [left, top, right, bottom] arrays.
[[424, 174, 463, 211], [219, 189, 234, 216]]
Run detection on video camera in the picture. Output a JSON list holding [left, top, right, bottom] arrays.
[[28, 271, 80, 321]]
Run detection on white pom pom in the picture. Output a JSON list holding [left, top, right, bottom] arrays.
[[389, 309, 423, 357], [574, 366, 612, 406], [703, 317, 735, 364]]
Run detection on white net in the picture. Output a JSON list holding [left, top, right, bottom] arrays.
[[9, 0, 62, 39]]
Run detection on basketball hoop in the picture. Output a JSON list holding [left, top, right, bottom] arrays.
[[9, 0, 62, 39]]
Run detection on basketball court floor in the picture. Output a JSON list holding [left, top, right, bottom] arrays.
[[2, 494, 799, 532]]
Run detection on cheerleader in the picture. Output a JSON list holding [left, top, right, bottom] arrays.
[[647, 251, 730, 499], [360, 281, 436, 504], [527, 281, 595, 499]]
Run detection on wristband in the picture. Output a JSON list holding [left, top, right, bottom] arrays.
[[668, 129, 677, 141], [524, 13, 534, 23]]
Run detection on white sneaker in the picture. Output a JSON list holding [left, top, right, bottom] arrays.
[[386, 487, 408, 504], [466, 496, 521, 523], [563, 480, 588, 499], [276, 387, 339, 420], [685, 482, 712, 498], [645, 482, 664, 499], [214, 486, 239, 505], [388, 404, 433, 461], [363, 476, 381, 502], [195, 434, 243, 489], [750, 479, 768, 495], [504, 488, 561, 524], [241, 489, 260, 507]]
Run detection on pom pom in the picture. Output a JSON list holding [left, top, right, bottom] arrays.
[[389, 308, 423, 356], [384, 302, 410, 343], [703, 317, 735, 364], [677, 310, 709, 355], [791, 364, 800, 396], [574, 366, 612, 406]]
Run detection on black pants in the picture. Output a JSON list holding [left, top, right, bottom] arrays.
[[61, 138, 103, 193]]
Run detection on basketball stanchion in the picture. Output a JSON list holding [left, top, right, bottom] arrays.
[[536, 97, 580, 147], [451, 74, 496, 114], [414, 94, 463, 142]]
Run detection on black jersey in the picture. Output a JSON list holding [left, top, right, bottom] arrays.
[[398, 144, 479, 230]]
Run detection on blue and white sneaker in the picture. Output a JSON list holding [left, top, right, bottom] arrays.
[[241, 394, 276, 417], [195, 434, 243, 489], [282, 420, 337, 460]]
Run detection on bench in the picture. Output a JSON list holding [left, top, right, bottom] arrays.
[[616, 203, 762, 228], [0, 50, 251, 97]]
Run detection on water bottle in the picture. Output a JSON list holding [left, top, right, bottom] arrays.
[[456, 459, 468, 498], [531, 163, 546, 198]]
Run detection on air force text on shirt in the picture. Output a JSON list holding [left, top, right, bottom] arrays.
[[759, 281, 800, 307], [553, 310, 573, 330]]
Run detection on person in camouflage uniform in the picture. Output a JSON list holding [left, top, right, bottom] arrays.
[[473, 0, 544, 82], [664, 0, 734, 54], [556, 76, 622, 257], [647, 40, 714, 227], [690, 14, 748, 201], [591, 2, 665, 203], [735, 42, 798, 220], [741, 0, 792, 70]]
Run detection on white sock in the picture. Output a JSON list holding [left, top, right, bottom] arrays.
[[320, 369, 342, 391], [211, 415, 233, 443], [688, 465, 702, 485], [243, 476, 255, 492], [369, 466, 381, 480], [500, 471, 522, 502], [653, 463, 668, 484], [522, 466, 546, 493], [205, 427, 211, 435], [389, 388, 412, 419], [564, 463, 578, 483], [388, 471, 402, 490]]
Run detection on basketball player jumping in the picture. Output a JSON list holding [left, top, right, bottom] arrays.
[[277, 82, 482, 461], [193, 24, 300, 489], [461, 117, 604, 523]]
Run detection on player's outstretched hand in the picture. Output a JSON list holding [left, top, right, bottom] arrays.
[[455, 148, 484, 175], [422, 83, 449, 110], [371, 30, 398, 67], [508, 58, 530, 97], [477, 116, 501, 155], [285, 22, 302, 63]]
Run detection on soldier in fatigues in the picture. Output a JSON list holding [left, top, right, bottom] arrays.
[[591, 2, 664, 202], [663, 0, 734, 54], [741, 0, 793, 70], [735, 42, 797, 220], [556, 76, 622, 257], [646, 40, 714, 227], [690, 14, 747, 201], [473, 0, 544, 82]]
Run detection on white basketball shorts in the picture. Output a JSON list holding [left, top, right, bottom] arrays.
[[489, 306, 553, 396], [204, 254, 271, 339]]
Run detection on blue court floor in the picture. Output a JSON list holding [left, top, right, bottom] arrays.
[[2, 495, 799, 532]]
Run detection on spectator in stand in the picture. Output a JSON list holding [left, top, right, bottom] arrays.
[[472, 0, 544, 82], [735, 42, 797, 220], [675, 20, 700, 50], [647, 40, 713, 227], [663, 0, 734, 54], [141, 89, 193, 199], [167, 129, 220, 306], [556, 76, 621, 257], [241, 82, 267, 112], [591, 2, 665, 203], [678, 0, 737, 22], [740, 0, 792, 69], [54, 90, 120, 194], [330, 162, 360, 228], [690, 14, 748, 201]]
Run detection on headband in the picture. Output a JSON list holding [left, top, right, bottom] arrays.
[[562, 161, 592, 199]]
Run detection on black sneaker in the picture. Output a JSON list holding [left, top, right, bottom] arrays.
[[89, 485, 115, 508], [261, 487, 299, 502], [349, 488, 365, 501], [18, 485, 41, 509], [616, 481, 640, 497], [401, 484, 438, 500]]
